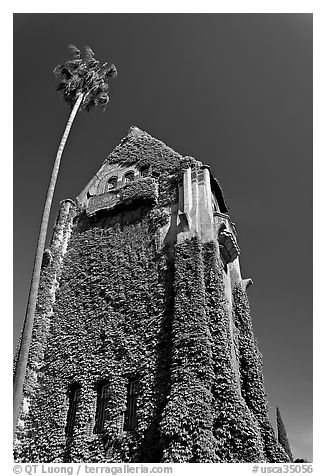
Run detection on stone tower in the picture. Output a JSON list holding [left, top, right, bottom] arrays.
[[14, 126, 289, 463]]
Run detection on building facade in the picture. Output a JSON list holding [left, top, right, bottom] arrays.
[[14, 126, 289, 463]]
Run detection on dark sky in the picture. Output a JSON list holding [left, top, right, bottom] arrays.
[[13, 13, 312, 460]]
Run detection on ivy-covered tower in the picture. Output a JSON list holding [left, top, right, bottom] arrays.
[[14, 126, 289, 463]]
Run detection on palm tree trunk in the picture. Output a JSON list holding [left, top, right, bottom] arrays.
[[13, 92, 84, 435]]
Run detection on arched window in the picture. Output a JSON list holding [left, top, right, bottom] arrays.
[[107, 176, 118, 191], [140, 165, 150, 177], [65, 385, 81, 437], [124, 378, 138, 431], [94, 382, 112, 434], [124, 171, 134, 184]]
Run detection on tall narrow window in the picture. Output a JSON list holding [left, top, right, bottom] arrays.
[[124, 378, 138, 431], [65, 385, 81, 437], [94, 382, 112, 433]]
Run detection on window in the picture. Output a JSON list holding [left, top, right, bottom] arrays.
[[151, 170, 160, 179], [198, 170, 204, 183], [211, 193, 219, 213], [124, 171, 134, 184], [124, 378, 138, 431], [94, 382, 112, 433], [140, 165, 150, 177], [107, 177, 118, 191], [65, 385, 81, 437]]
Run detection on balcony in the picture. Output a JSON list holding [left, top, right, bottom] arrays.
[[86, 177, 158, 217]]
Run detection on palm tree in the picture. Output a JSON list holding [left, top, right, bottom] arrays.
[[13, 45, 117, 433]]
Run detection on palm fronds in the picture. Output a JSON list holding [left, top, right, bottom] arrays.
[[54, 45, 117, 111], [105, 64, 118, 79], [84, 45, 95, 61], [68, 44, 81, 59]]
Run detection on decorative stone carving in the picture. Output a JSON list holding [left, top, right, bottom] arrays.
[[241, 278, 254, 291], [218, 225, 240, 264]]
